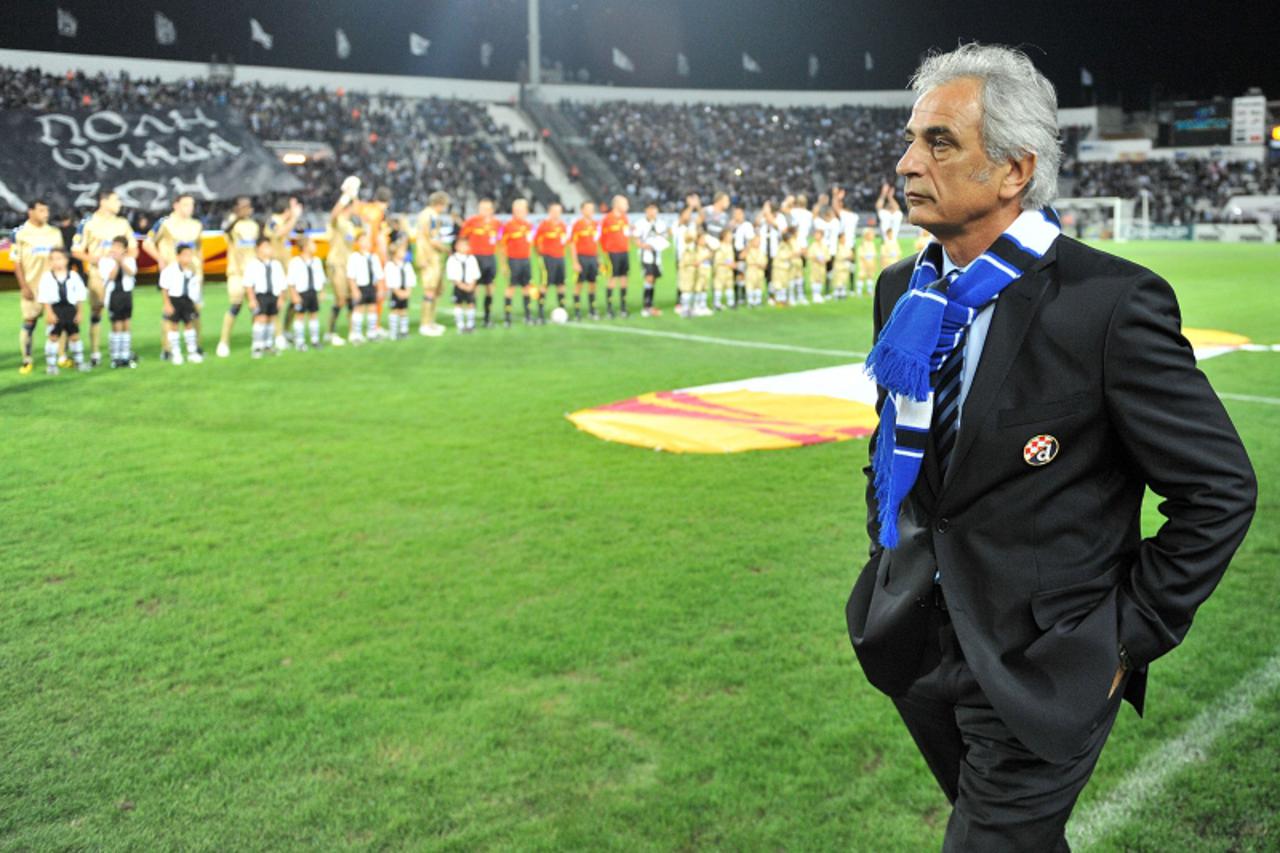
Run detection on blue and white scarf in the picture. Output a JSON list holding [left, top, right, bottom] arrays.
[[865, 208, 1061, 548]]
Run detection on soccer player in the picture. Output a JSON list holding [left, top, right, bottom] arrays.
[[415, 191, 452, 337], [599, 195, 632, 318], [100, 236, 138, 368], [384, 240, 416, 340], [730, 206, 754, 308], [534, 202, 570, 315], [569, 202, 601, 321], [787, 230, 808, 305], [216, 196, 261, 357], [11, 198, 63, 374], [244, 237, 287, 359], [345, 232, 382, 344], [831, 232, 854, 300], [460, 198, 500, 327], [287, 235, 326, 351], [499, 198, 536, 326], [789, 193, 814, 245], [37, 248, 88, 374], [675, 226, 699, 318], [914, 228, 933, 254], [71, 190, 137, 367], [712, 234, 735, 311], [855, 227, 879, 297], [744, 234, 768, 308], [265, 196, 302, 349], [634, 202, 668, 317], [144, 194, 204, 360], [771, 226, 793, 305], [807, 232, 830, 305], [446, 237, 481, 334], [325, 187, 360, 345], [880, 224, 903, 272], [875, 182, 904, 243], [158, 244, 203, 365], [694, 231, 714, 317], [701, 192, 731, 249]]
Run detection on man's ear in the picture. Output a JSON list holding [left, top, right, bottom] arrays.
[[999, 152, 1037, 202]]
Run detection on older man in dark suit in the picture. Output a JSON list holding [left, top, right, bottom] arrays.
[[846, 44, 1256, 851]]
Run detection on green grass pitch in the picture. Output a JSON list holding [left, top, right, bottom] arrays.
[[1, 240, 1277, 850]]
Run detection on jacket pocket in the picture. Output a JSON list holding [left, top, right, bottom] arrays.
[[1030, 559, 1126, 631], [997, 392, 1091, 428]]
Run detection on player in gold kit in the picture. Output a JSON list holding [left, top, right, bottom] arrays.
[[11, 199, 63, 374], [143, 193, 204, 359], [71, 190, 137, 366], [216, 196, 261, 358]]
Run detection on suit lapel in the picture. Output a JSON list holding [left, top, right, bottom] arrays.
[[942, 244, 1058, 489]]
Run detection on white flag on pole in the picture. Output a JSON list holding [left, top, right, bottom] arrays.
[[742, 53, 761, 73], [480, 42, 493, 68], [336, 28, 351, 59], [808, 54, 819, 79], [250, 19, 273, 50], [410, 33, 431, 56], [1080, 67, 1094, 87], [612, 47, 635, 73], [676, 52, 690, 77], [864, 51, 874, 71], [155, 12, 177, 45], [56, 7, 78, 37]]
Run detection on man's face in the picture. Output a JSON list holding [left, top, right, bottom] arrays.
[[512, 200, 528, 218], [478, 201, 493, 218], [236, 199, 253, 218], [101, 193, 121, 216], [548, 205, 562, 222], [897, 77, 1004, 236], [174, 196, 195, 218], [29, 203, 48, 226], [581, 204, 595, 219]]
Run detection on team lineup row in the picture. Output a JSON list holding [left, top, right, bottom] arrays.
[[8, 178, 924, 372]]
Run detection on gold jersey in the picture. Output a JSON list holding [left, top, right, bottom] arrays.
[[833, 244, 854, 274], [880, 239, 902, 265], [150, 215, 204, 269], [11, 221, 64, 287], [326, 212, 358, 265], [858, 240, 878, 262], [266, 213, 293, 262], [72, 213, 135, 269], [226, 218, 262, 277]]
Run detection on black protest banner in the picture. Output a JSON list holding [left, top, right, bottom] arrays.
[[0, 105, 303, 213]]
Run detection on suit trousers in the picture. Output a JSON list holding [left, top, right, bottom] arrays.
[[892, 594, 1125, 852]]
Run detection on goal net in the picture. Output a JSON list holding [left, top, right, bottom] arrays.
[[1054, 196, 1129, 242]]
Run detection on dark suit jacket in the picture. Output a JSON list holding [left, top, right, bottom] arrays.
[[846, 236, 1256, 763]]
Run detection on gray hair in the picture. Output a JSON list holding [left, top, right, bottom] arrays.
[[910, 43, 1061, 210]]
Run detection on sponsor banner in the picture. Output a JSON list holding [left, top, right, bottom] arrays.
[[0, 104, 301, 214], [1117, 223, 1193, 241], [1192, 223, 1277, 243]]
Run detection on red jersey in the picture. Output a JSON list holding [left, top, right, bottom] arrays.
[[534, 219, 568, 258], [570, 217, 598, 257], [499, 217, 533, 259], [599, 211, 630, 253], [461, 214, 499, 256]]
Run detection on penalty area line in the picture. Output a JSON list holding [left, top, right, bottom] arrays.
[[1218, 392, 1280, 406], [1068, 650, 1280, 850], [567, 323, 866, 359]]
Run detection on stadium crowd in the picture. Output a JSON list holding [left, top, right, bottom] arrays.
[[560, 100, 909, 210], [0, 66, 534, 229], [1065, 158, 1280, 224]]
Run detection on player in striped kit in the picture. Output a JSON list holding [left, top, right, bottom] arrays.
[[245, 237, 287, 358], [37, 248, 88, 374], [383, 240, 417, 340], [99, 236, 138, 368], [633, 202, 668, 317], [158, 244, 203, 366], [287, 235, 326, 351], [345, 232, 383, 344]]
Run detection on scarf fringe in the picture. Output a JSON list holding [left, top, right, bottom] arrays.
[[866, 343, 932, 403], [871, 419, 901, 549]]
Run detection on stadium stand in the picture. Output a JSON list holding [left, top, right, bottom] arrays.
[[0, 66, 535, 227]]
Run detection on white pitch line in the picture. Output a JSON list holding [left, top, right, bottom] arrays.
[[1069, 651, 1280, 850], [1218, 392, 1280, 406], [568, 323, 866, 359]]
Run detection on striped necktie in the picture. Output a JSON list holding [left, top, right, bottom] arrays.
[[306, 263, 314, 291], [932, 270, 965, 478]]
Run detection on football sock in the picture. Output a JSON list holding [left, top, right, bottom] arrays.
[[45, 338, 57, 368], [619, 289, 627, 312], [522, 295, 530, 322], [70, 339, 84, 366], [484, 295, 493, 322]]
